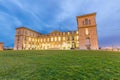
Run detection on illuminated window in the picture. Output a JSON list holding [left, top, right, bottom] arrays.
[[55, 37, 57, 41], [63, 32, 65, 35], [32, 39, 34, 41], [44, 38, 46, 42], [85, 28, 89, 35], [47, 38, 49, 42], [58, 37, 61, 41], [76, 31, 78, 34], [63, 37, 65, 41], [76, 36, 79, 40], [68, 32, 70, 35], [35, 39, 37, 42], [41, 39, 43, 42], [51, 37, 53, 41]]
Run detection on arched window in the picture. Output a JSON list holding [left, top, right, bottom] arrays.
[[86, 37, 90, 45], [86, 37, 91, 49]]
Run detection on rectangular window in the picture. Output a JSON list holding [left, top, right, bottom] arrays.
[[58, 37, 61, 41], [85, 28, 89, 35], [51, 37, 53, 42]]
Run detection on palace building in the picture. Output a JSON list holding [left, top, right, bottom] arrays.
[[14, 13, 99, 50]]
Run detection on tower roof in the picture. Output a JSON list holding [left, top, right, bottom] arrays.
[[76, 13, 96, 18]]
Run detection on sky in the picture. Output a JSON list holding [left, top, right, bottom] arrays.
[[0, 0, 120, 48]]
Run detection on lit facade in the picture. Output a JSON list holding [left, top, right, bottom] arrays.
[[77, 13, 99, 50], [14, 13, 99, 50], [0, 43, 4, 51]]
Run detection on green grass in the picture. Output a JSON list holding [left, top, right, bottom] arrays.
[[0, 50, 120, 80]]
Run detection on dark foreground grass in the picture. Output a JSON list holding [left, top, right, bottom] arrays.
[[0, 50, 120, 80]]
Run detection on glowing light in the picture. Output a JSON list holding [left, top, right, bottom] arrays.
[[47, 38, 49, 42], [76, 31, 78, 34], [41, 39, 43, 42], [68, 32, 70, 35], [51, 37, 53, 41], [76, 36, 79, 40], [44, 38, 46, 42], [63, 37, 65, 41], [58, 37, 61, 41], [55, 37, 57, 41], [85, 28, 89, 35]]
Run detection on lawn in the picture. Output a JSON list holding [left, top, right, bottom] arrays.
[[0, 50, 120, 80]]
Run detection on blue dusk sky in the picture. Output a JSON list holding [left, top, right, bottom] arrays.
[[0, 0, 120, 48]]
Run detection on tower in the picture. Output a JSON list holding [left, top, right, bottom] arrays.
[[77, 13, 99, 50], [14, 27, 25, 50], [0, 42, 4, 51]]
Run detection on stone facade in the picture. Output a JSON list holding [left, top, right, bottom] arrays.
[[0, 43, 4, 51], [77, 13, 98, 50], [14, 13, 98, 50]]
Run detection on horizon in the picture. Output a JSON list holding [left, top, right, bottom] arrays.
[[0, 0, 120, 48]]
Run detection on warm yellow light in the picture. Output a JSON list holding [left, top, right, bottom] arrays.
[[85, 28, 89, 35], [76, 36, 79, 40], [76, 31, 78, 34], [35, 39, 37, 42], [32, 38, 34, 41], [63, 32, 65, 35], [29, 38, 31, 41], [68, 32, 70, 35], [44, 38, 46, 42], [63, 37, 65, 41], [41, 39, 43, 42], [55, 37, 57, 41], [58, 37, 61, 41], [51, 37, 53, 41], [47, 38, 49, 42]]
